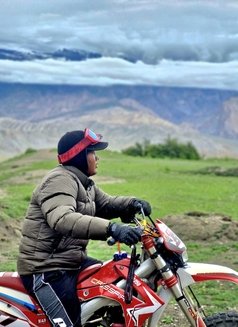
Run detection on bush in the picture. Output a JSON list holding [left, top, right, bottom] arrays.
[[122, 138, 200, 160], [24, 148, 37, 155], [122, 142, 144, 157]]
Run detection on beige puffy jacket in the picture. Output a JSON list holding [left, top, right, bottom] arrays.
[[17, 165, 134, 275]]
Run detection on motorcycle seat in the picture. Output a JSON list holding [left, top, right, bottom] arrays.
[[0, 272, 26, 293], [77, 263, 102, 283]]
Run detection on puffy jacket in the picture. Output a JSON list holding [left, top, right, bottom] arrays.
[[17, 165, 135, 275]]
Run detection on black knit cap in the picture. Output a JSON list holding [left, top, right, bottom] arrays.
[[57, 130, 108, 175]]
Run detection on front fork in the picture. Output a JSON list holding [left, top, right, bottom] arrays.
[[143, 235, 206, 327]]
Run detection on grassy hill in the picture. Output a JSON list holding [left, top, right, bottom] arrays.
[[0, 149, 238, 317]]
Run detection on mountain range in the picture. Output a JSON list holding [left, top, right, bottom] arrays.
[[0, 81, 238, 159], [0, 48, 238, 159]]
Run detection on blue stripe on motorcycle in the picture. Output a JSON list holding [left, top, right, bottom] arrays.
[[0, 292, 37, 312]]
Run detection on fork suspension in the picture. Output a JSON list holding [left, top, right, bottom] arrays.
[[142, 235, 206, 327]]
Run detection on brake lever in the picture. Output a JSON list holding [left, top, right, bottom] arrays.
[[133, 205, 156, 229], [140, 206, 146, 218]]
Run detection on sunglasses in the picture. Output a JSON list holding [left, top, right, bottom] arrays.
[[58, 128, 102, 164]]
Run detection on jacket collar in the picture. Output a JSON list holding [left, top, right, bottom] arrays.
[[62, 165, 94, 189]]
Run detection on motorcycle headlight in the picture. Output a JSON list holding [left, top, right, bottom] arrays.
[[182, 249, 188, 262]]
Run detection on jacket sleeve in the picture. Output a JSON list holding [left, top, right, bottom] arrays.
[[37, 173, 110, 240], [94, 185, 135, 219]]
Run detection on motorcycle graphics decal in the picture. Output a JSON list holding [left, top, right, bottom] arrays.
[[80, 274, 164, 327], [0, 273, 36, 313], [91, 278, 125, 301], [0, 303, 40, 327], [156, 220, 185, 253], [0, 316, 32, 326], [126, 286, 162, 326], [0, 313, 27, 326], [0, 315, 16, 325], [0, 273, 19, 279], [0, 287, 36, 312]]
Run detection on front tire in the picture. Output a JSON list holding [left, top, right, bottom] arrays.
[[204, 311, 238, 326]]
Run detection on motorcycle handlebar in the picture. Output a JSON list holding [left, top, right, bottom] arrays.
[[107, 237, 117, 246], [106, 207, 152, 247], [107, 217, 142, 247]]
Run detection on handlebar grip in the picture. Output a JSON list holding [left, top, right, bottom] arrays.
[[107, 237, 116, 246]]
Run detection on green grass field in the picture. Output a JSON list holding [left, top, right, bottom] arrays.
[[98, 151, 238, 219], [0, 149, 238, 317], [1, 150, 238, 219]]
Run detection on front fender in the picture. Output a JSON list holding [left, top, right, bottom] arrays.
[[177, 262, 238, 288]]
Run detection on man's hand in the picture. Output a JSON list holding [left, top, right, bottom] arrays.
[[121, 199, 151, 223], [131, 199, 151, 216], [107, 223, 142, 246]]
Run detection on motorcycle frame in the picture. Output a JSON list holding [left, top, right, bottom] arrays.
[[79, 257, 238, 327]]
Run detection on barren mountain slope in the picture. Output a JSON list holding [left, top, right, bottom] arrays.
[[1, 107, 238, 159]]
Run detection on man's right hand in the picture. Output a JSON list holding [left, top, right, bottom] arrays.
[[107, 223, 142, 246]]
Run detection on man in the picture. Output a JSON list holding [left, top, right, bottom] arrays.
[[17, 128, 151, 326]]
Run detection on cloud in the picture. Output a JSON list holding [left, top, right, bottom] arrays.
[[0, 0, 237, 89], [0, 56, 237, 90]]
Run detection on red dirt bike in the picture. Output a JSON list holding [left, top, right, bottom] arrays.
[[1, 210, 238, 326]]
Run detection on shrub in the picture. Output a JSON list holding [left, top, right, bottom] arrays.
[[24, 148, 37, 155], [122, 138, 200, 160], [122, 142, 144, 156]]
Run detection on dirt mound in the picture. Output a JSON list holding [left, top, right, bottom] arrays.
[[162, 212, 238, 242], [0, 218, 21, 239], [1, 212, 237, 251], [0, 218, 22, 266]]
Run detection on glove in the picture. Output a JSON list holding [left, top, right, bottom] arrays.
[[121, 199, 152, 223], [107, 223, 142, 246], [132, 199, 151, 216]]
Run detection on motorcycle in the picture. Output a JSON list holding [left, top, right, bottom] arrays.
[[0, 209, 238, 327]]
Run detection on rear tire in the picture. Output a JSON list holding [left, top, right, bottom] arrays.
[[204, 311, 238, 326]]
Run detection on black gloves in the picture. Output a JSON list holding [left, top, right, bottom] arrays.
[[131, 199, 151, 216], [121, 199, 151, 223], [107, 223, 142, 246]]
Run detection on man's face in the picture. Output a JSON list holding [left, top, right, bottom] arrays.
[[87, 151, 99, 176]]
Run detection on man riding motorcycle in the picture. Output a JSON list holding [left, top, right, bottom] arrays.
[[17, 128, 151, 327]]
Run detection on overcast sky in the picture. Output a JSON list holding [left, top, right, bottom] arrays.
[[0, 0, 238, 90]]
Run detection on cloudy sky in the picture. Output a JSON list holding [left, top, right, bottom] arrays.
[[0, 0, 238, 90]]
